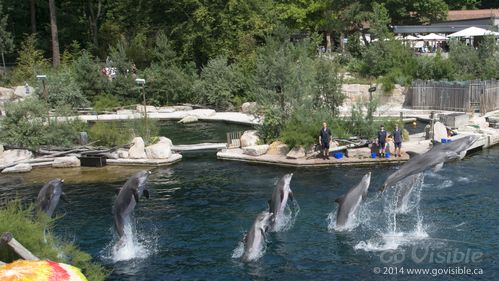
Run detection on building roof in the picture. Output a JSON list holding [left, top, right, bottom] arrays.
[[447, 9, 499, 21]]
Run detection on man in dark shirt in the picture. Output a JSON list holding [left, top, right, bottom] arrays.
[[377, 125, 387, 158], [392, 124, 402, 157], [319, 122, 332, 160]]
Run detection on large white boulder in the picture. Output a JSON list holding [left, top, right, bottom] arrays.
[[178, 115, 198, 124], [191, 109, 216, 118], [0, 144, 3, 156], [0, 87, 14, 100], [157, 106, 176, 113], [266, 141, 289, 156], [117, 148, 129, 159], [116, 109, 134, 115], [0, 149, 34, 165], [242, 145, 269, 156], [286, 146, 306, 159], [240, 130, 259, 148], [433, 121, 448, 142], [14, 86, 34, 98], [136, 104, 157, 113], [241, 102, 257, 114], [173, 105, 193, 111], [52, 156, 81, 168], [145, 137, 173, 159], [2, 163, 32, 173], [128, 137, 147, 159]]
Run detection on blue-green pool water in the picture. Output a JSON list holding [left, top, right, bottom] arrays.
[[0, 123, 497, 281]]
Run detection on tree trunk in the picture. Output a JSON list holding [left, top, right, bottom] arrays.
[[340, 32, 345, 51], [30, 0, 37, 33], [48, 0, 60, 67], [325, 31, 331, 52], [87, 0, 102, 48]]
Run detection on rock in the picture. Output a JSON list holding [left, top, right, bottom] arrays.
[[240, 130, 259, 148], [242, 145, 269, 156], [117, 148, 129, 159], [157, 106, 176, 113], [128, 137, 147, 159], [145, 137, 173, 159], [0, 144, 3, 156], [173, 105, 193, 111], [0, 87, 14, 100], [191, 109, 216, 118], [469, 116, 489, 130], [266, 141, 289, 156], [433, 121, 448, 142], [0, 149, 34, 165], [178, 115, 198, 124], [136, 105, 157, 113], [116, 109, 134, 115], [286, 146, 306, 159], [14, 86, 34, 97], [2, 163, 32, 173], [52, 156, 81, 168], [241, 102, 257, 114]]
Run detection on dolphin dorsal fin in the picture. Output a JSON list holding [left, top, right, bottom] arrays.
[[335, 195, 346, 204]]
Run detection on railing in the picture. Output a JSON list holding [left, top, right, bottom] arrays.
[[226, 131, 244, 148], [407, 79, 499, 114]]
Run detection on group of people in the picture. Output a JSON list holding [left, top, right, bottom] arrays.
[[318, 122, 403, 160]]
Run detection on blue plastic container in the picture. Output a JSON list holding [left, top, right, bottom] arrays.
[[447, 139, 452, 143], [334, 152, 343, 159], [371, 152, 377, 158], [441, 138, 447, 143], [385, 152, 390, 158]]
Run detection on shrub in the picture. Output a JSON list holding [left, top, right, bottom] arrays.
[[93, 93, 122, 112], [143, 63, 196, 105], [88, 118, 159, 147], [8, 34, 49, 85], [46, 68, 90, 109], [0, 199, 108, 281], [72, 51, 108, 101]]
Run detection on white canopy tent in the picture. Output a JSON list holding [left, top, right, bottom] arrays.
[[419, 33, 447, 40], [447, 27, 499, 38], [405, 35, 420, 40]]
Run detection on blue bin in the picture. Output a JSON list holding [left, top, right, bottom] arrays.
[[385, 152, 390, 158], [441, 138, 447, 143], [334, 152, 343, 159], [371, 152, 377, 158], [447, 139, 452, 143]]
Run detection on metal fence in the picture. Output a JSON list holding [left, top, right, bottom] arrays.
[[226, 131, 244, 148], [407, 80, 499, 113]]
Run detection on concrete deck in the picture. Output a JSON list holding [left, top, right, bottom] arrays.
[[106, 153, 182, 166], [172, 143, 227, 152]]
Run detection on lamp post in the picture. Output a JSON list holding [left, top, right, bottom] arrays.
[[36, 74, 49, 122], [135, 78, 148, 140]]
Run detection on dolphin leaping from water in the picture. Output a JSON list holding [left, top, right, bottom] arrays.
[[113, 171, 151, 245], [36, 178, 67, 217], [380, 135, 479, 192], [268, 173, 294, 228], [335, 172, 371, 228], [241, 211, 273, 262]]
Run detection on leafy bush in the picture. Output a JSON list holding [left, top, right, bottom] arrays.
[[8, 34, 50, 85], [46, 68, 90, 109], [88, 118, 159, 147], [0, 98, 85, 148], [72, 51, 108, 101], [359, 40, 415, 78], [0, 199, 108, 281], [143, 63, 196, 105], [93, 93, 122, 112]]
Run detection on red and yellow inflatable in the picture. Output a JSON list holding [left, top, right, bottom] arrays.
[[0, 260, 87, 281]]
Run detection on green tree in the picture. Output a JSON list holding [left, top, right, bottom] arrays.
[[9, 35, 50, 85], [0, 3, 14, 73]]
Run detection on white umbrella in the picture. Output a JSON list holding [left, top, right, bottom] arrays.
[[447, 26, 499, 38], [405, 35, 421, 40], [420, 33, 447, 40]]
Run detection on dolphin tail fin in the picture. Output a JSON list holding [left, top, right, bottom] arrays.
[[133, 189, 140, 203], [335, 195, 346, 204], [61, 192, 69, 203], [143, 189, 150, 199]]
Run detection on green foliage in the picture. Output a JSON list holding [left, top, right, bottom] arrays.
[[195, 56, 249, 110], [143, 63, 196, 106], [0, 199, 108, 281], [46, 68, 90, 109], [9, 35, 49, 85], [0, 98, 85, 148], [0, 2, 14, 55], [93, 93, 122, 112], [313, 58, 344, 116], [88, 118, 159, 147], [359, 40, 415, 78], [72, 50, 107, 100]]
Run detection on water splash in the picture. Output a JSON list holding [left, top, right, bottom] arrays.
[[231, 232, 269, 262], [101, 217, 158, 262], [270, 199, 300, 232]]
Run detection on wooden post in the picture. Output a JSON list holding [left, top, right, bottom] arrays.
[[1, 232, 39, 261]]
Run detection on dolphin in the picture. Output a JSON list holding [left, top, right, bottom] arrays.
[[395, 174, 420, 209], [380, 135, 479, 192], [335, 172, 371, 228], [241, 211, 273, 262], [113, 171, 151, 240], [268, 173, 294, 226], [36, 178, 67, 217]]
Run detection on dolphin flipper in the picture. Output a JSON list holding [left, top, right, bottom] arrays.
[[433, 162, 444, 172], [459, 151, 467, 160], [406, 151, 419, 158], [335, 195, 346, 204], [143, 189, 150, 199], [132, 189, 140, 203]]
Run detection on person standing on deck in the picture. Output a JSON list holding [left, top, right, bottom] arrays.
[[392, 124, 403, 157], [377, 125, 387, 158], [319, 122, 332, 160]]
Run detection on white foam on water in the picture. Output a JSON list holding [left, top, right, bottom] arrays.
[[231, 240, 245, 259], [231, 232, 268, 262], [456, 176, 470, 183], [270, 200, 300, 232], [434, 179, 453, 190], [101, 218, 158, 262]]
